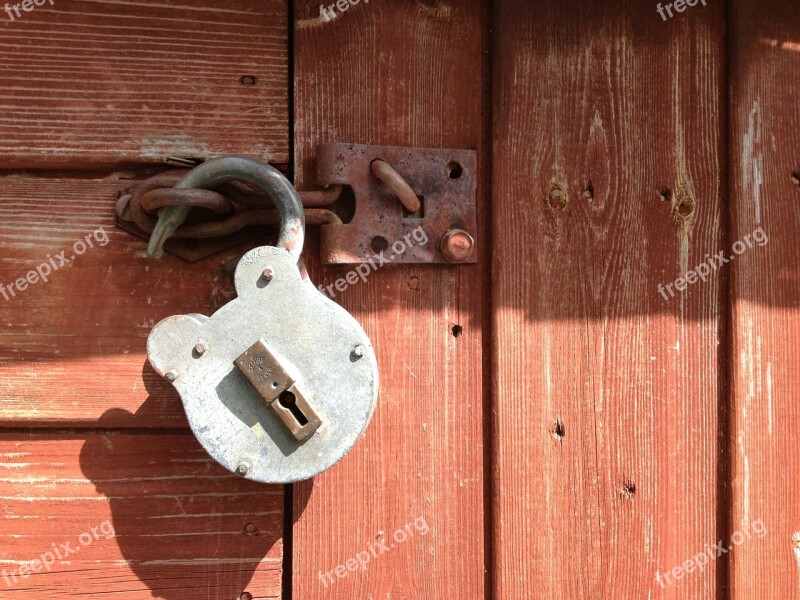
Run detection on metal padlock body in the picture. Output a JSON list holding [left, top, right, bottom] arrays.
[[146, 157, 379, 483]]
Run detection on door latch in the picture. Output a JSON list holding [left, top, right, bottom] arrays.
[[115, 144, 478, 264]]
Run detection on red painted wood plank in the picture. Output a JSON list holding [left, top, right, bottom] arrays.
[[491, 1, 725, 597], [0, 172, 270, 427], [0, 434, 283, 599], [291, 1, 489, 597], [729, 2, 800, 597], [0, 0, 288, 168]]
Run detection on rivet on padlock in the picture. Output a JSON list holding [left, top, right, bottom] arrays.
[[146, 156, 379, 484]]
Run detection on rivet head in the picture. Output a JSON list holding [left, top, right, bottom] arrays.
[[353, 345, 365, 358], [262, 267, 274, 282], [194, 342, 207, 356], [236, 463, 250, 476], [164, 370, 178, 382], [440, 229, 475, 263]]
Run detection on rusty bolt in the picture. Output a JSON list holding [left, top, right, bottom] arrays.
[[194, 342, 207, 356], [262, 267, 274, 282], [440, 229, 475, 263], [164, 370, 178, 382]]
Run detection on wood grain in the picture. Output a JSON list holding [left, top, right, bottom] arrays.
[[0, 172, 271, 427], [729, 2, 800, 597], [491, 1, 726, 598], [292, 1, 489, 598], [0, 0, 288, 168], [0, 434, 283, 599]]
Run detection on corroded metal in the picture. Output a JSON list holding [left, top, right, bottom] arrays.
[[370, 159, 422, 214], [316, 143, 478, 264], [116, 145, 478, 264], [116, 166, 343, 261], [234, 339, 323, 442]]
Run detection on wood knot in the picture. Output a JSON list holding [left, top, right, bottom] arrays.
[[547, 186, 568, 211], [671, 190, 696, 224]]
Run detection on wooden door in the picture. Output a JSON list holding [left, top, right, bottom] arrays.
[[1, 1, 799, 599]]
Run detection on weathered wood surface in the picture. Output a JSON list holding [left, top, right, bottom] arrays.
[[0, 0, 289, 168], [491, 1, 725, 598], [0, 434, 283, 599], [292, 0, 489, 597], [729, 2, 800, 597], [0, 172, 266, 427]]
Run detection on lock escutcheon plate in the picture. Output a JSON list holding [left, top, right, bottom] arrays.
[[234, 339, 322, 442]]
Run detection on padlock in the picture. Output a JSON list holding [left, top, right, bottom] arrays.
[[146, 156, 379, 483]]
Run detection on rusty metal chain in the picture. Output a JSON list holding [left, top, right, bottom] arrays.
[[115, 157, 425, 260], [116, 170, 343, 238], [115, 170, 344, 259]]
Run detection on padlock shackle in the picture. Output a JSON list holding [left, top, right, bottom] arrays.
[[174, 156, 305, 262]]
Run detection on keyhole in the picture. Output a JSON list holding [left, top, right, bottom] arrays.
[[278, 391, 308, 426]]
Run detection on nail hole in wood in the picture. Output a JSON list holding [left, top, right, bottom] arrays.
[[583, 184, 594, 204], [553, 418, 565, 440], [622, 479, 636, 501]]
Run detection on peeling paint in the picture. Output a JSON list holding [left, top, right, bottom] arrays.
[[742, 101, 764, 225]]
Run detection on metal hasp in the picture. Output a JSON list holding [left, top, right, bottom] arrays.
[[316, 143, 478, 264], [146, 156, 379, 484]]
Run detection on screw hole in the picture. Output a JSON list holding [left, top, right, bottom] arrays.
[[451, 324, 463, 337], [239, 593, 253, 600], [240, 75, 257, 86], [792, 171, 800, 186], [447, 161, 463, 180], [622, 479, 637, 501], [659, 188, 672, 202], [370, 236, 389, 253], [553, 418, 565, 440], [271, 381, 279, 389]]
